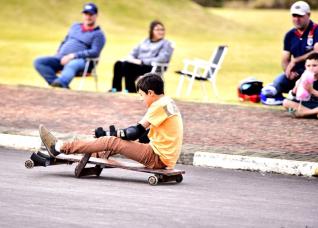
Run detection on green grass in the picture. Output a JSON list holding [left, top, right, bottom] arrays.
[[1, 0, 317, 104]]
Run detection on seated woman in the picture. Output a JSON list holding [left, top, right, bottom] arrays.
[[110, 20, 174, 93]]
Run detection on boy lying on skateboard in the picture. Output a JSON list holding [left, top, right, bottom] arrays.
[[39, 73, 183, 169]]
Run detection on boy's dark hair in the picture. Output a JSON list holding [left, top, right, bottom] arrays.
[[149, 20, 164, 40], [136, 73, 164, 95], [307, 52, 318, 61]]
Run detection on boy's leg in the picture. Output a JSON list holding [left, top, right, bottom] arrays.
[[295, 100, 318, 117], [61, 136, 166, 169], [282, 98, 300, 110], [283, 99, 318, 117]]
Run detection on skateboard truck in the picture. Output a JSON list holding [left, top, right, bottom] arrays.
[[75, 153, 103, 178], [25, 151, 73, 169]]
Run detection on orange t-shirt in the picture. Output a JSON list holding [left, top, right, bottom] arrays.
[[143, 96, 183, 169]]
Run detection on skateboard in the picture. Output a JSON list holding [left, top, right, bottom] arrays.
[[25, 151, 185, 186]]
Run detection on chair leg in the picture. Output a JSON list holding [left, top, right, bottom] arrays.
[[176, 75, 185, 97], [186, 76, 195, 96], [78, 61, 90, 90], [210, 77, 219, 97], [94, 73, 98, 91], [92, 67, 98, 91], [200, 81, 208, 101]]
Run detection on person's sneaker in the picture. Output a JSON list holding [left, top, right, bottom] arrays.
[[39, 124, 60, 157], [51, 81, 70, 89], [260, 94, 285, 106], [107, 88, 118, 93]]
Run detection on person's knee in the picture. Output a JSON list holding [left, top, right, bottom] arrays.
[[65, 59, 84, 68], [61, 62, 81, 76], [33, 57, 44, 70], [282, 99, 289, 108], [273, 73, 296, 94], [114, 60, 123, 68]]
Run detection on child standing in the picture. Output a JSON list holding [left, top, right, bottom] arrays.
[[283, 52, 318, 118], [39, 73, 183, 169]]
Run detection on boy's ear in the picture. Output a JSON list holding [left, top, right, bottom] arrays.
[[147, 90, 155, 96]]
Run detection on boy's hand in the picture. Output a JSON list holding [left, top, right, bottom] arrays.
[[94, 125, 118, 138], [304, 83, 313, 93], [108, 125, 117, 136], [94, 127, 106, 138]]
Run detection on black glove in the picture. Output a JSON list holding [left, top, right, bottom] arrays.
[[94, 127, 106, 138], [139, 129, 150, 144], [108, 125, 117, 136]]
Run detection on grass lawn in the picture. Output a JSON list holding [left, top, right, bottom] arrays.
[[0, 0, 317, 105]]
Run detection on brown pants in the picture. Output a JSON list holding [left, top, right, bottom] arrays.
[[61, 136, 166, 169]]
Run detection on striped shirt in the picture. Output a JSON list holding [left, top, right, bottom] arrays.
[[56, 23, 106, 59], [129, 38, 174, 65]]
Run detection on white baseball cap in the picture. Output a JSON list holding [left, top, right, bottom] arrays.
[[290, 1, 310, 16]]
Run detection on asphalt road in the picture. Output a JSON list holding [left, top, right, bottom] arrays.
[[1, 147, 317, 228]]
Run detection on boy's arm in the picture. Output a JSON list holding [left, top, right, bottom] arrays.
[[292, 79, 300, 94], [138, 116, 150, 129], [306, 84, 318, 97], [94, 118, 150, 140]]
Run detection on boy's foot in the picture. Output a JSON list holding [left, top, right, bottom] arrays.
[[39, 124, 60, 157], [287, 108, 306, 118]]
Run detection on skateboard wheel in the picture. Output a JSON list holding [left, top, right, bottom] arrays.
[[148, 175, 158, 186], [25, 160, 34, 169], [175, 174, 183, 183]]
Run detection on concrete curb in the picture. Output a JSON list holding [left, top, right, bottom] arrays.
[[193, 152, 318, 177], [1, 133, 318, 177], [0, 134, 41, 151]]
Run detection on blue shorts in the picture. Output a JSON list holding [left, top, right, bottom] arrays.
[[293, 99, 318, 109]]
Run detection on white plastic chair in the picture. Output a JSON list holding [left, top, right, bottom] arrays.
[[151, 62, 169, 79], [150, 41, 176, 79], [175, 45, 228, 99]]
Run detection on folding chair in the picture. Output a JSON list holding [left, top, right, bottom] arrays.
[[175, 45, 228, 99], [77, 58, 99, 91]]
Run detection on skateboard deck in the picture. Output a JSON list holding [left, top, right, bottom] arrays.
[[25, 151, 185, 185]]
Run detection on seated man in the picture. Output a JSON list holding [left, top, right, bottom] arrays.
[[34, 3, 106, 89], [261, 1, 318, 105], [39, 73, 183, 170]]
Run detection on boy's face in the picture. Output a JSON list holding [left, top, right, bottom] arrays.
[[305, 59, 318, 77], [138, 90, 155, 108]]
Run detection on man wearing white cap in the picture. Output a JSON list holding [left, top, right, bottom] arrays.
[[261, 1, 318, 105]]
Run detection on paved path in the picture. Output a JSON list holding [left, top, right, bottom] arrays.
[[1, 148, 318, 228]]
